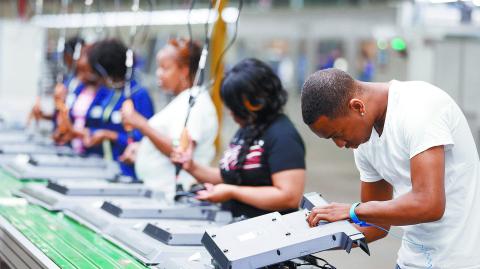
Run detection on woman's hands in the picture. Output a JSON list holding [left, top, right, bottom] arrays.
[[170, 133, 195, 172], [83, 129, 118, 147], [119, 142, 140, 164], [195, 183, 236, 203], [121, 104, 148, 131]]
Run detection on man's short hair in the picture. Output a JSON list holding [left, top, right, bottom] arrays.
[[301, 68, 356, 125]]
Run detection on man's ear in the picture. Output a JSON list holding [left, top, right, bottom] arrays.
[[348, 98, 366, 115]]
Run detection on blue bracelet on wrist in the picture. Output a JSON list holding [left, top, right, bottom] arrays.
[[349, 202, 370, 227]]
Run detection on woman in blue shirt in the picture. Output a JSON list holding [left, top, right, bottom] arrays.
[[83, 39, 154, 179]]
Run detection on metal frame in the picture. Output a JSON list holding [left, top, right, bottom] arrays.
[[0, 216, 60, 269], [15, 183, 152, 211], [143, 220, 222, 246], [2, 160, 119, 181], [102, 224, 210, 266], [45, 179, 150, 196], [101, 199, 232, 222]]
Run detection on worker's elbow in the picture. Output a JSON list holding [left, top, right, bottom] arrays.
[[285, 193, 303, 209], [423, 202, 445, 222], [428, 207, 445, 222]]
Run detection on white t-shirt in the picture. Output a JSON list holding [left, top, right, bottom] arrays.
[[135, 87, 218, 201], [354, 80, 480, 269]]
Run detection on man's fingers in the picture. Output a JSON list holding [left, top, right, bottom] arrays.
[[307, 207, 329, 226]]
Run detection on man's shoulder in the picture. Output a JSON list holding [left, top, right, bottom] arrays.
[[393, 80, 451, 103]]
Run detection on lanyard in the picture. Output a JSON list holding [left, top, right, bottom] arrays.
[[102, 90, 122, 123], [102, 90, 122, 160]]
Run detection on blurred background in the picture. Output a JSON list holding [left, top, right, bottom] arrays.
[[1, 0, 480, 267]]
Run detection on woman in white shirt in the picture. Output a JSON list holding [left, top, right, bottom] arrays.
[[121, 38, 218, 201]]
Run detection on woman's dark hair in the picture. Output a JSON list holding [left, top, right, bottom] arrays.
[[88, 39, 128, 81], [221, 58, 287, 183], [167, 38, 202, 85]]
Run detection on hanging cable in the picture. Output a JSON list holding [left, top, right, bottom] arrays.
[[187, 0, 196, 73], [122, 0, 154, 144], [211, 0, 243, 85], [52, 0, 72, 136], [173, 0, 243, 180], [173, 0, 221, 181], [69, 0, 93, 82], [55, 0, 69, 85], [26, 0, 44, 128]]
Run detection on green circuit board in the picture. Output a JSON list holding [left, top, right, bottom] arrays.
[[0, 170, 149, 269]]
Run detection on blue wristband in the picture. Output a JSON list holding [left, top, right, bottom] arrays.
[[349, 202, 370, 227]]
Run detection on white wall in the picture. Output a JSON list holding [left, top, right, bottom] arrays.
[[0, 20, 45, 123]]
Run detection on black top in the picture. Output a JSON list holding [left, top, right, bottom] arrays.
[[219, 114, 306, 218]]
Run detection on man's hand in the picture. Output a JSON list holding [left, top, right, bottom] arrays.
[[195, 183, 236, 203], [306, 202, 351, 227]]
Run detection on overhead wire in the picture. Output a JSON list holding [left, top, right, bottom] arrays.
[[210, 0, 243, 87], [122, 0, 155, 144]]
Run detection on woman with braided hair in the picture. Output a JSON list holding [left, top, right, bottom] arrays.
[[120, 38, 218, 201], [172, 58, 306, 218]]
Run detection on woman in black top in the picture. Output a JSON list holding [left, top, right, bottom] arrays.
[[172, 58, 306, 218]]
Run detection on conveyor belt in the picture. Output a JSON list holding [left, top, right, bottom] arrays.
[[0, 169, 148, 269]]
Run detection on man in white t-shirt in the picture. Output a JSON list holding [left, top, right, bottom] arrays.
[[300, 68, 480, 269]]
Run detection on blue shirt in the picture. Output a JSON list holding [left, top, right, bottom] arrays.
[[68, 83, 111, 156], [88, 80, 154, 179]]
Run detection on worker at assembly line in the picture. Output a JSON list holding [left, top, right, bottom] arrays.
[[29, 36, 86, 123], [301, 68, 480, 269], [78, 39, 155, 179], [171, 58, 306, 219], [120, 38, 218, 198], [52, 42, 111, 151]]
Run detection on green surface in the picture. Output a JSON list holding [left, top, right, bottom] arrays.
[[0, 170, 149, 269]]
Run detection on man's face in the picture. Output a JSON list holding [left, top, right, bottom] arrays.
[[308, 111, 372, 149]]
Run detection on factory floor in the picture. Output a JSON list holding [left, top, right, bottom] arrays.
[[220, 92, 402, 269]]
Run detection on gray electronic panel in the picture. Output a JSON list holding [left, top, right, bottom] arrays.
[[101, 199, 232, 223], [46, 180, 151, 197], [202, 192, 369, 269], [104, 224, 209, 265], [143, 220, 223, 246], [66, 202, 225, 237], [2, 158, 119, 180], [153, 251, 214, 269], [15, 183, 151, 212], [65, 204, 116, 233], [0, 144, 73, 155], [28, 155, 113, 168], [0, 131, 52, 145], [0, 132, 30, 143]]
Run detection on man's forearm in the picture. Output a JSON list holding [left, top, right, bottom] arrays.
[[356, 192, 445, 226]]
